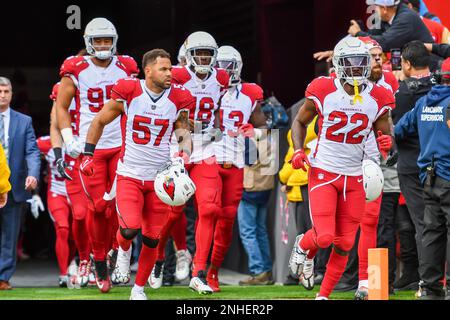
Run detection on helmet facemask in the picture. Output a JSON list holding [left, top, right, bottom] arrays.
[[217, 59, 242, 86], [186, 47, 217, 75], [334, 54, 372, 86], [84, 35, 117, 60]]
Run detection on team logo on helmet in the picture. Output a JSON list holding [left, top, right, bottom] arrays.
[[163, 177, 176, 200]]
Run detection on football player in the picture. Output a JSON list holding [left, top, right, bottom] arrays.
[[152, 31, 229, 294], [207, 45, 267, 291], [37, 135, 77, 288], [55, 17, 139, 292], [288, 37, 395, 300], [82, 49, 194, 299]]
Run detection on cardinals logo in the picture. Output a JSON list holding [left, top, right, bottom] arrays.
[[163, 177, 176, 200]]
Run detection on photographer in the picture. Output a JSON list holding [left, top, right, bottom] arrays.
[[394, 58, 450, 300], [391, 40, 433, 290]]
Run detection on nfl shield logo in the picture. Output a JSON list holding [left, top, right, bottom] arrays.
[[201, 84, 206, 89], [151, 105, 157, 110], [318, 173, 324, 180]]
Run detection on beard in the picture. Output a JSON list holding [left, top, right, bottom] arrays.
[[369, 66, 383, 82]]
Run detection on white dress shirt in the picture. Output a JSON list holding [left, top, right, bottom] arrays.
[[0, 107, 11, 157]]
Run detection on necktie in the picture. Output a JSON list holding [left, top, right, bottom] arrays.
[[0, 114, 8, 161]]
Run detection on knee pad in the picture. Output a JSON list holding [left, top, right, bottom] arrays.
[[333, 237, 355, 253], [218, 206, 238, 220], [120, 227, 140, 240], [56, 226, 70, 239], [361, 214, 379, 228], [333, 245, 350, 256], [142, 236, 159, 248], [200, 202, 221, 219], [316, 234, 334, 249]]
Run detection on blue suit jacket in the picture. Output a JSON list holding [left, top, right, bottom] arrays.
[[7, 109, 40, 203]]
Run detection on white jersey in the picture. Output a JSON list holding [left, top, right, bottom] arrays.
[[171, 66, 229, 163], [60, 55, 139, 149], [364, 71, 399, 164], [37, 136, 67, 197], [305, 77, 395, 176], [111, 78, 195, 181], [215, 83, 263, 168]]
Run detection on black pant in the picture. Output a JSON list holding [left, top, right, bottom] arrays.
[[396, 204, 420, 277], [377, 192, 400, 285], [398, 173, 426, 278], [421, 176, 450, 291]]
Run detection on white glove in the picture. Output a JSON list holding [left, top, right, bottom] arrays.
[[26, 195, 45, 219], [65, 138, 83, 158], [203, 128, 223, 145]]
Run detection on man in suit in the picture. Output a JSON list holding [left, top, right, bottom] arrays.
[[0, 76, 40, 290]]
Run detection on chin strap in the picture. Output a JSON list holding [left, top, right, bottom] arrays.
[[353, 79, 363, 105]]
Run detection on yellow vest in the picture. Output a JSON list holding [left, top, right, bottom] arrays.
[[278, 116, 318, 202], [0, 144, 11, 195]]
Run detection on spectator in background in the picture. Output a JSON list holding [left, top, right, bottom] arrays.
[[348, 0, 434, 52], [0, 77, 40, 290], [394, 58, 450, 300], [391, 41, 433, 291], [404, 0, 450, 44], [0, 144, 11, 209], [238, 132, 275, 286]]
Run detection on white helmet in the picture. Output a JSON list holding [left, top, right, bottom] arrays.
[[184, 31, 218, 75], [216, 45, 243, 87], [332, 37, 371, 86], [177, 44, 187, 65], [362, 159, 384, 202], [84, 18, 118, 60], [154, 158, 196, 206]]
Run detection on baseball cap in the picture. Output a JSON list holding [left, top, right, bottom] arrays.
[[366, 0, 401, 6], [441, 58, 450, 79]]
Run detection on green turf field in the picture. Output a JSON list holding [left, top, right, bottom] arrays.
[[0, 285, 417, 300]]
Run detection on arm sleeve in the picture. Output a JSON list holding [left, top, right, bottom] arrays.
[[0, 145, 11, 194], [25, 118, 41, 180]]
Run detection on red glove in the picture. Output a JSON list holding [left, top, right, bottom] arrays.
[[238, 123, 255, 138], [173, 151, 190, 164], [80, 155, 95, 176], [291, 149, 310, 171], [376, 130, 392, 159]]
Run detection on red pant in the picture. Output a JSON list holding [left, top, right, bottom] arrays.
[[47, 192, 76, 276], [188, 158, 222, 275], [116, 175, 170, 237], [157, 205, 187, 261], [80, 147, 120, 261], [211, 165, 243, 268], [358, 195, 382, 281], [64, 156, 90, 261], [155, 157, 222, 274], [300, 167, 366, 297]]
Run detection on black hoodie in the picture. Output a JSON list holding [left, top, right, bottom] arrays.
[[392, 76, 434, 174]]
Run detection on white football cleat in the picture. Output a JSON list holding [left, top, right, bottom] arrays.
[[315, 294, 329, 300], [175, 249, 192, 281], [288, 234, 308, 278], [111, 246, 132, 285], [130, 288, 148, 300], [67, 259, 78, 277], [77, 259, 91, 287], [189, 271, 213, 295], [354, 286, 369, 300], [148, 260, 164, 289], [300, 257, 315, 290]]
